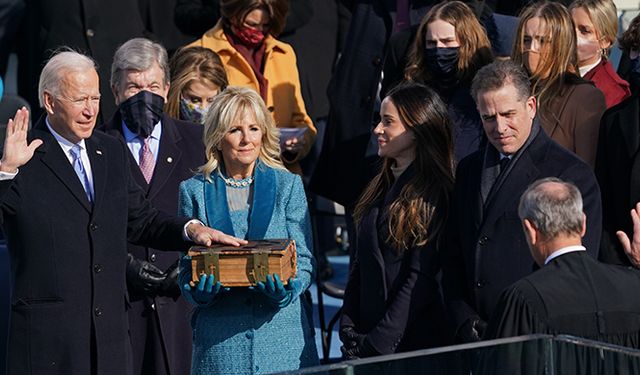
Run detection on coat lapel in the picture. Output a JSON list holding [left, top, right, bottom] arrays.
[[148, 116, 182, 200], [246, 163, 276, 239], [481, 149, 540, 228], [33, 119, 92, 212], [85, 136, 106, 213], [204, 173, 235, 236], [100, 112, 149, 192]]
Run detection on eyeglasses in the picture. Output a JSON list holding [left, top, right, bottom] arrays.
[[58, 95, 101, 108]]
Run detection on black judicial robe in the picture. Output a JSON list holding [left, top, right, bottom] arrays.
[[478, 251, 640, 375], [486, 250, 640, 344]]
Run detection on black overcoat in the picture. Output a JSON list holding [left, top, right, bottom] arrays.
[[341, 166, 447, 354], [595, 95, 640, 266], [1, 117, 188, 375], [442, 128, 602, 340], [100, 113, 205, 375]]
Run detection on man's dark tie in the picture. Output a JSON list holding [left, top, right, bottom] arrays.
[[499, 157, 510, 176]]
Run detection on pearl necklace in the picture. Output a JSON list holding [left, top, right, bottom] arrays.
[[217, 169, 254, 188]]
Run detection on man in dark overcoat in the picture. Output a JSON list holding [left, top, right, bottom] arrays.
[[100, 37, 204, 375], [0, 50, 242, 375], [442, 60, 602, 343]]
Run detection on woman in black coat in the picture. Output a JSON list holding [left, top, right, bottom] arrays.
[[402, 1, 493, 162], [339, 83, 453, 358]]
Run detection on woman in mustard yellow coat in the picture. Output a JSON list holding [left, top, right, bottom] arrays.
[[187, 0, 316, 173]]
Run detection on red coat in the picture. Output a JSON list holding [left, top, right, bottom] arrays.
[[584, 60, 631, 109]]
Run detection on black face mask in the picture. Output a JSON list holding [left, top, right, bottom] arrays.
[[425, 47, 460, 78], [119, 91, 165, 138]]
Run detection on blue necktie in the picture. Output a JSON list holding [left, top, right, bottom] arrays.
[[70, 144, 93, 203]]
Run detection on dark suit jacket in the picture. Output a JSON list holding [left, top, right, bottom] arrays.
[[442, 128, 602, 342], [341, 166, 447, 354], [1, 117, 188, 375], [595, 95, 640, 266], [486, 250, 640, 345], [100, 113, 204, 375]]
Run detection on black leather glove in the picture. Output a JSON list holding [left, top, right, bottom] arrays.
[[126, 253, 165, 295], [339, 327, 378, 359], [457, 318, 487, 343], [158, 260, 181, 298]]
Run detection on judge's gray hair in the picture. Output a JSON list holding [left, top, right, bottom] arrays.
[[518, 177, 584, 238], [110, 38, 170, 92], [38, 50, 97, 108]]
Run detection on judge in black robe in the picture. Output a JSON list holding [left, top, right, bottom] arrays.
[[480, 179, 640, 375]]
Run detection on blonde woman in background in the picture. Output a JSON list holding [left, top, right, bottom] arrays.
[[166, 46, 229, 124], [570, 0, 630, 108], [512, 1, 606, 167]]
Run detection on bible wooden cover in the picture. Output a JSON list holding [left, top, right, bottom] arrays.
[[187, 239, 297, 287]]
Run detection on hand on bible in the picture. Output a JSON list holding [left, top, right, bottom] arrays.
[[617, 202, 640, 268], [0, 107, 42, 173], [256, 274, 301, 308], [186, 222, 248, 247]]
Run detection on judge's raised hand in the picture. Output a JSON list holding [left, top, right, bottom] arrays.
[[0, 107, 42, 173], [186, 221, 248, 247], [617, 202, 640, 268]]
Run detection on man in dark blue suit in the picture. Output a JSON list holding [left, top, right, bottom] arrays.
[[0, 50, 242, 375], [442, 60, 602, 344], [100, 38, 204, 375]]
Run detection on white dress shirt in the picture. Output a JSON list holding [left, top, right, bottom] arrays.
[[121, 121, 162, 165], [544, 245, 587, 265]]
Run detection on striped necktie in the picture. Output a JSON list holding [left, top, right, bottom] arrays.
[[70, 144, 93, 202], [139, 136, 155, 183]]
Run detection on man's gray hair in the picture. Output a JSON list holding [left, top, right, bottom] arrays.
[[38, 50, 97, 108], [518, 177, 584, 238], [110, 38, 170, 92], [471, 60, 532, 103]]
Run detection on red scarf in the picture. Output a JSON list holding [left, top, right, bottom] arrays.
[[225, 27, 269, 102]]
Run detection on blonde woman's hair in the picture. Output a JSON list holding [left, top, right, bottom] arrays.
[[512, 1, 578, 112], [569, 0, 618, 58], [198, 86, 284, 181], [166, 46, 228, 119], [405, 1, 493, 85]]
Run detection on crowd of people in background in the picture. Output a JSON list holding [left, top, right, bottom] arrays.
[[1, 0, 640, 374]]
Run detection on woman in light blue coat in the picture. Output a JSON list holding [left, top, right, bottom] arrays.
[[178, 86, 318, 374]]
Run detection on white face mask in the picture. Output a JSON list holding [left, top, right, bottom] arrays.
[[576, 35, 601, 65]]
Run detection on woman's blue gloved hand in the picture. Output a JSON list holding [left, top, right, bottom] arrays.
[[182, 273, 222, 307], [256, 274, 302, 308]]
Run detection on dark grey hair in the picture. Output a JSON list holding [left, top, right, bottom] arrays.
[[110, 38, 170, 92], [471, 60, 531, 103], [38, 50, 97, 108], [518, 177, 584, 238]]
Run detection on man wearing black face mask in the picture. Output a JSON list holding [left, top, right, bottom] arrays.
[[98, 38, 204, 375]]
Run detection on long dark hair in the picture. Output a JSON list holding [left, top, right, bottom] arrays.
[[354, 83, 455, 252]]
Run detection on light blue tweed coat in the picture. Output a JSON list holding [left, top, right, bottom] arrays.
[[178, 162, 319, 375]]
